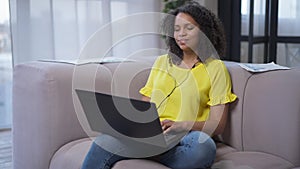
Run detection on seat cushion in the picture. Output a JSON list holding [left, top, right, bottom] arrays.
[[49, 138, 92, 169], [213, 151, 294, 169], [215, 143, 237, 161], [113, 144, 237, 169], [49, 138, 169, 169], [51, 138, 294, 169], [50, 138, 239, 169], [113, 159, 170, 169]]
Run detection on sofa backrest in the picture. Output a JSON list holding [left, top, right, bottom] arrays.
[[101, 60, 153, 100]]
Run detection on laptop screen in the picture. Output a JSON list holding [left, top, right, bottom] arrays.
[[75, 89, 163, 138]]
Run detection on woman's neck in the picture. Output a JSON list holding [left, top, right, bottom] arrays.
[[183, 50, 198, 60], [180, 51, 200, 69]]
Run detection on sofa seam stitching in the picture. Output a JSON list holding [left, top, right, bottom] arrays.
[[241, 73, 254, 151]]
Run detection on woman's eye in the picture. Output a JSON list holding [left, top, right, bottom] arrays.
[[174, 27, 180, 32], [187, 25, 194, 30]]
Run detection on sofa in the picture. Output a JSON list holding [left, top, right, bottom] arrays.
[[13, 56, 300, 169]]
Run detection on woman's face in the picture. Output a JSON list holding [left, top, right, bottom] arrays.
[[174, 12, 200, 53]]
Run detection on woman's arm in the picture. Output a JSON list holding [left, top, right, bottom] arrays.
[[197, 104, 228, 136], [162, 104, 229, 136], [142, 94, 229, 136], [141, 95, 151, 102]]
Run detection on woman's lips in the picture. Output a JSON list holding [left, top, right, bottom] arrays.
[[177, 39, 188, 45]]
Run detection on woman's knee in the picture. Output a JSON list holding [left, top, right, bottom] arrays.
[[182, 131, 215, 146], [182, 131, 216, 168], [187, 131, 216, 152]]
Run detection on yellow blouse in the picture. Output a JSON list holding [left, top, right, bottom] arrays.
[[140, 54, 237, 122]]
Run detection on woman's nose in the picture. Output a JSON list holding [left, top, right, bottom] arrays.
[[178, 28, 187, 37]]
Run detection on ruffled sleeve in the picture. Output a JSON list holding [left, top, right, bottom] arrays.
[[206, 60, 237, 106], [207, 93, 237, 106], [139, 55, 164, 98], [139, 86, 152, 98]]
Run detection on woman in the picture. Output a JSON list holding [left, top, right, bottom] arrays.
[[82, 2, 237, 169]]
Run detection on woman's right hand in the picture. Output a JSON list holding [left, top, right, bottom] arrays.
[[161, 119, 174, 132]]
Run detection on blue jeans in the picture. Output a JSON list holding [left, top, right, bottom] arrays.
[[81, 131, 216, 169]]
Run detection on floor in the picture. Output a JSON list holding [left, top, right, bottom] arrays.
[[0, 129, 12, 169]]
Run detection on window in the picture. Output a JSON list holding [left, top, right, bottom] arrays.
[[219, 0, 300, 67], [240, 0, 268, 63], [0, 0, 12, 129]]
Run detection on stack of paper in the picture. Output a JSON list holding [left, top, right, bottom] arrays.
[[39, 57, 135, 65], [238, 62, 290, 73]]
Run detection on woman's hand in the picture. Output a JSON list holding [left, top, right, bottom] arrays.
[[161, 120, 192, 134], [159, 104, 229, 136]]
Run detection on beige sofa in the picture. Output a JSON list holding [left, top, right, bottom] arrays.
[[13, 57, 300, 169]]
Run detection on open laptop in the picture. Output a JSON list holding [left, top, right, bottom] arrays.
[[75, 89, 184, 148]]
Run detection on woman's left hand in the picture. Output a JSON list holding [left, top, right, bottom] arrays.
[[161, 120, 191, 134]]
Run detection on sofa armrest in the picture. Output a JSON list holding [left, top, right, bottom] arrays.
[[12, 61, 112, 169], [13, 59, 154, 169]]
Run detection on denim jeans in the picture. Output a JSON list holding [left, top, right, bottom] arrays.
[[81, 131, 216, 169]]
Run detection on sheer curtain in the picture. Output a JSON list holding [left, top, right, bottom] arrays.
[[9, 0, 162, 65], [277, 0, 300, 67]]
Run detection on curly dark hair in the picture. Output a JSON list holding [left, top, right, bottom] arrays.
[[161, 1, 226, 64]]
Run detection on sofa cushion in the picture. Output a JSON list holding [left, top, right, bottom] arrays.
[[51, 138, 295, 169], [214, 151, 294, 169], [113, 159, 170, 169], [49, 138, 170, 169], [215, 143, 237, 161], [50, 138, 92, 169], [101, 60, 153, 100], [50, 138, 238, 169]]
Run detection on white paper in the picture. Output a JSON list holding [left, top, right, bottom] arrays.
[[39, 57, 135, 65], [238, 62, 290, 73]]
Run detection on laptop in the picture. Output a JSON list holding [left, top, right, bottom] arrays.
[[75, 89, 184, 148]]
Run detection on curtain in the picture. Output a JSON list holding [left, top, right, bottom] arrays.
[[9, 0, 162, 65], [277, 0, 300, 67]]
